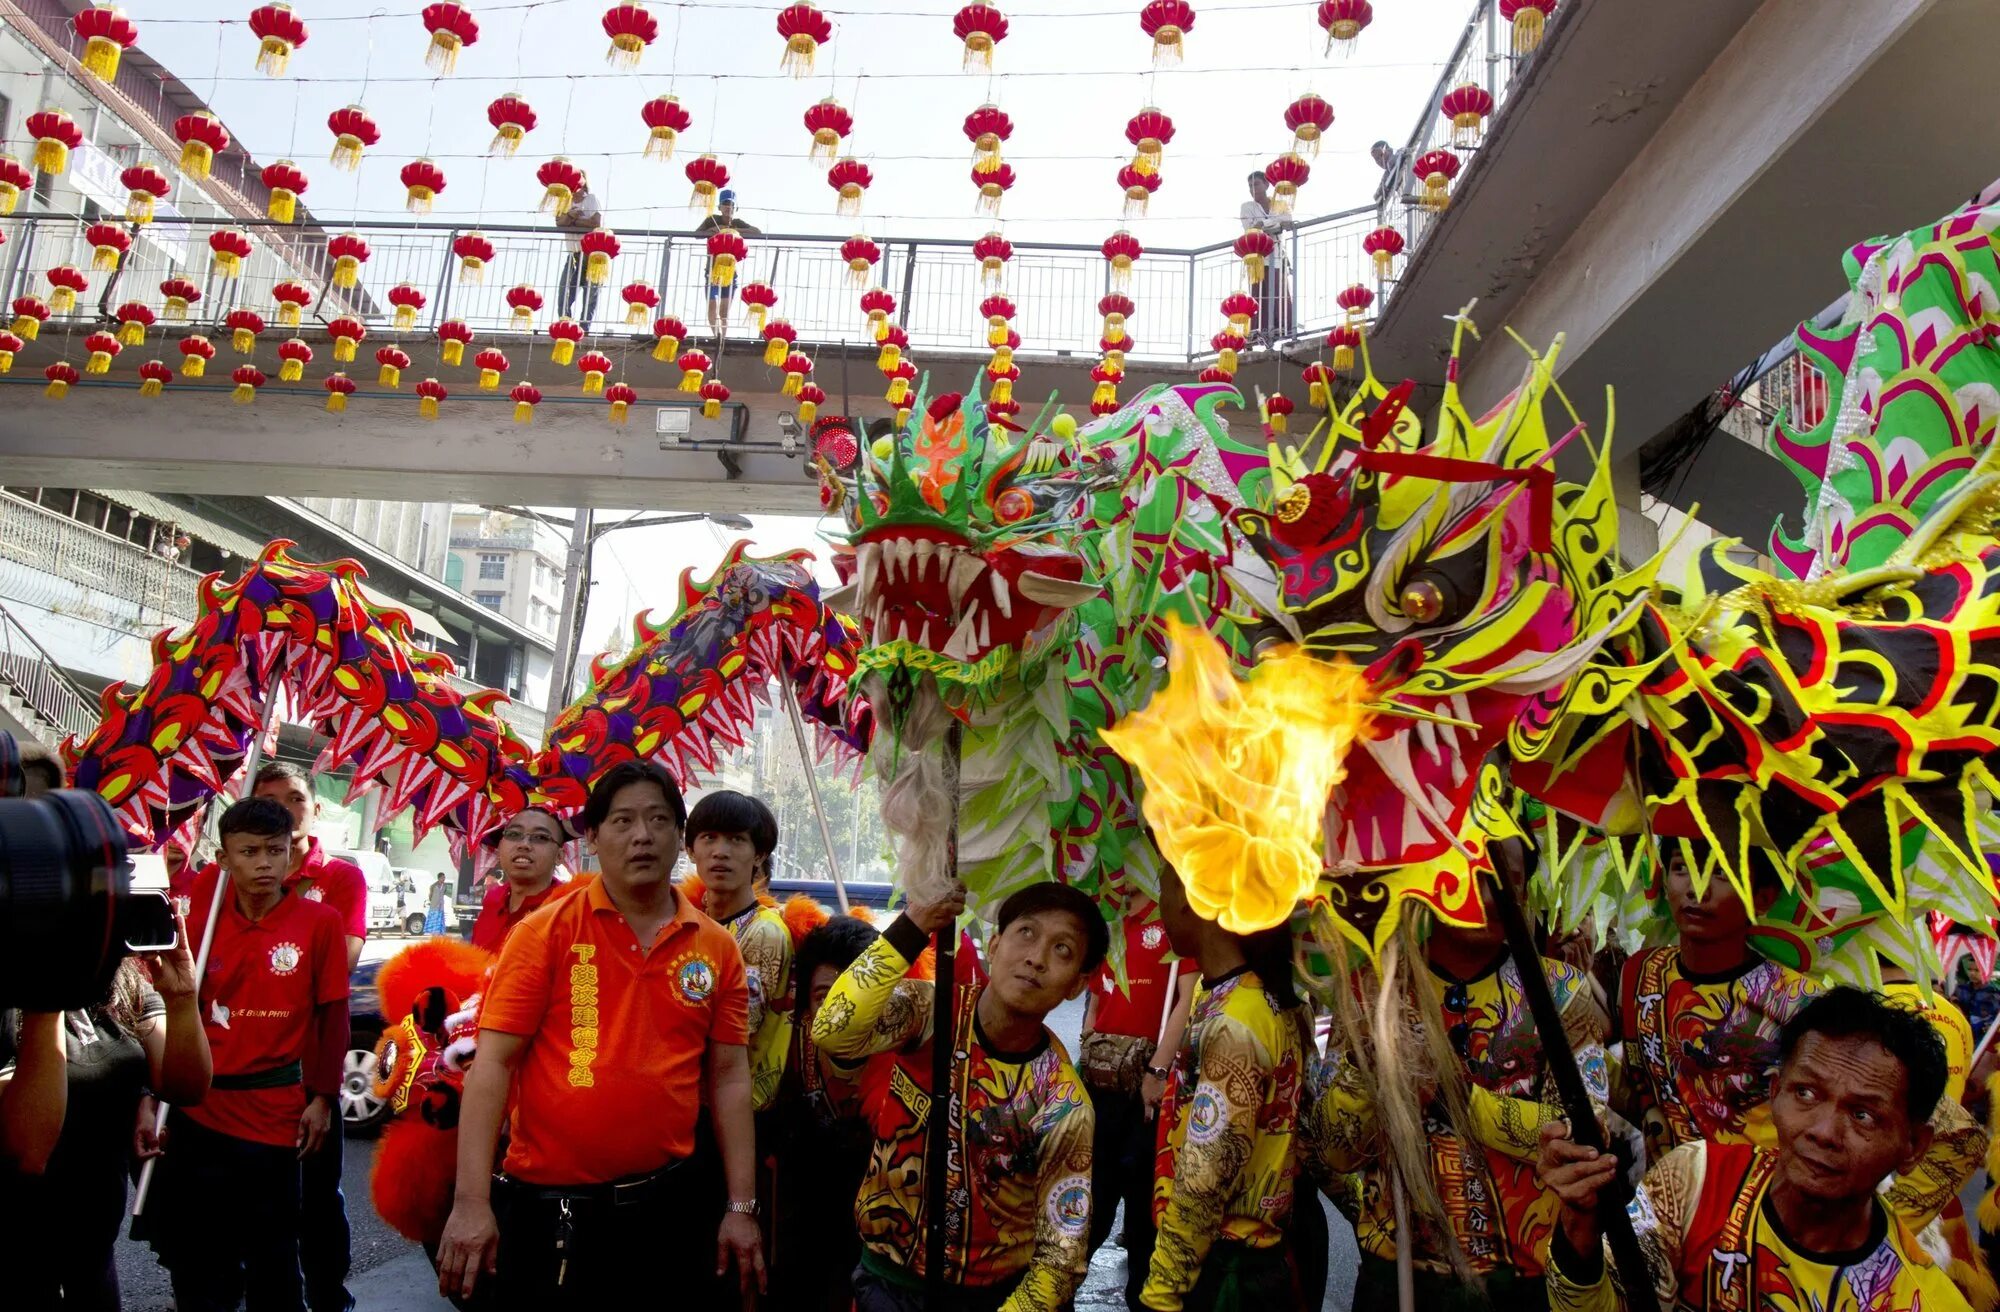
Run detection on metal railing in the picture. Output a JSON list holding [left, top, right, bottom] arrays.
[[0, 493, 202, 625], [0, 599, 99, 742], [0, 206, 1379, 366]]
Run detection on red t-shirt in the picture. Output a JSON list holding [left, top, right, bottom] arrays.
[[185, 886, 350, 1147], [184, 839, 368, 945], [1093, 915, 1177, 1039], [470, 877, 579, 952]]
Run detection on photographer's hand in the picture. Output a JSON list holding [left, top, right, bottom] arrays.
[[145, 911, 198, 1000]]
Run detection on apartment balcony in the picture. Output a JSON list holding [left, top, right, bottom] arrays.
[[0, 491, 202, 630]]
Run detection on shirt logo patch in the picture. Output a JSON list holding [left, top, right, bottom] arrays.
[[1141, 924, 1164, 950], [1047, 1175, 1090, 1237], [301, 886, 325, 902], [268, 942, 303, 976], [677, 955, 716, 1004]]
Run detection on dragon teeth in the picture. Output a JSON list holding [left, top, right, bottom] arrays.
[[943, 611, 978, 660], [978, 610, 990, 647], [948, 553, 983, 608], [990, 569, 1012, 619], [915, 539, 935, 581]]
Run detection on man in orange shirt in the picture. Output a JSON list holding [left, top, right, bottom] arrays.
[[162, 796, 350, 1312], [436, 761, 765, 1310], [470, 806, 575, 953]]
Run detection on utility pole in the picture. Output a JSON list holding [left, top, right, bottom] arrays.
[[547, 506, 594, 710]]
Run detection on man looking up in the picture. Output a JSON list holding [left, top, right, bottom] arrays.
[[1539, 986, 1969, 1312], [470, 806, 575, 953], [813, 881, 1104, 1312], [689, 790, 789, 1110], [436, 761, 763, 1309], [165, 797, 349, 1312]]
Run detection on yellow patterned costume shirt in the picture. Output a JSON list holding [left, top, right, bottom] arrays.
[[810, 917, 1095, 1311], [1142, 967, 1307, 1310], [721, 902, 794, 1111], [1306, 951, 1608, 1276]]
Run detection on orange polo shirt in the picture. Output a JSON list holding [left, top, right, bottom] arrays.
[[481, 876, 750, 1185]]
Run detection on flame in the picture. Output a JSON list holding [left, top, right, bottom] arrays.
[[1101, 617, 1373, 933]]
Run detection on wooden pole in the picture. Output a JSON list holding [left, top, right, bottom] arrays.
[[924, 718, 963, 1311]]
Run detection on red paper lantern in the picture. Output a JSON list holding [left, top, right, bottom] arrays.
[[991, 327, 1021, 372], [1285, 93, 1335, 158], [85, 221, 131, 272], [1413, 149, 1461, 211], [1197, 365, 1233, 386], [953, 2, 1008, 71], [1336, 283, 1375, 321], [576, 348, 613, 393], [827, 158, 873, 216], [422, 2, 480, 74], [537, 157, 586, 216], [276, 337, 314, 382], [388, 284, 428, 331], [73, 5, 139, 82], [261, 159, 309, 223], [580, 229, 622, 285], [841, 235, 881, 287], [1316, 0, 1372, 52], [115, 301, 155, 346], [327, 105, 379, 171], [972, 162, 1015, 215], [1362, 225, 1405, 279], [972, 231, 1012, 288], [120, 163, 170, 224], [739, 284, 778, 333], [1499, 0, 1556, 54], [414, 377, 447, 419], [178, 334, 215, 378], [605, 381, 638, 424], [324, 372, 356, 412], [1210, 329, 1244, 375], [1440, 82, 1495, 147], [876, 324, 909, 373], [963, 105, 1013, 168], [248, 3, 310, 76], [883, 358, 916, 407], [1263, 152, 1309, 215], [473, 347, 510, 390], [985, 360, 1019, 406], [375, 345, 410, 388], [775, 2, 832, 78], [700, 378, 731, 420], [621, 280, 659, 327], [796, 382, 826, 425], [509, 381, 541, 423], [1327, 323, 1361, 373], [44, 362, 79, 400], [1117, 164, 1161, 220], [1091, 360, 1123, 409], [271, 279, 313, 327], [487, 93, 537, 155], [1265, 393, 1295, 435], [437, 319, 474, 367], [686, 154, 730, 214], [980, 294, 1016, 348], [859, 288, 897, 341], [230, 364, 267, 405], [172, 111, 228, 180], [46, 265, 89, 315], [547, 318, 583, 366], [327, 232, 370, 288], [506, 285, 544, 330], [27, 109, 84, 177], [83, 330, 121, 375], [160, 277, 201, 321], [1098, 293, 1134, 344], [1125, 107, 1175, 175], [704, 229, 745, 287], [138, 360, 174, 397], [642, 96, 692, 161], [207, 230, 252, 281], [1101, 230, 1143, 292], [225, 308, 265, 355], [803, 98, 852, 164], [10, 296, 49, 341], [1233, 229, 1274, 284], [400, 158, 446, 214], [328, 315, 365, 361], [1221, 291, 1258, 336], [1091, 398, 1120, 418], [453, 231, 496, 283], [676, 348, 712, 392], [651, 315, 687, 362], [779, 350, 815, 400], [0, 156, 33, 215], [985, 398, 1021, 426], [1138, 0, 1194, 64], [602, 2, 658, 68]]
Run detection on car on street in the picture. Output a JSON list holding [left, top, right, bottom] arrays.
[[343, 955, 389, 1135]]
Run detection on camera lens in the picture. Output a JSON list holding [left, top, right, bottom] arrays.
[[0, 788, 135, 1012]]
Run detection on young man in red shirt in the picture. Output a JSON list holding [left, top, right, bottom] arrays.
[[436, 761, 765, 1309], [470, 806, 576, 953], [163, 796, 350, 1312]]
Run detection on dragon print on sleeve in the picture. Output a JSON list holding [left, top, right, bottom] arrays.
[[727, 904, 796, 1111]]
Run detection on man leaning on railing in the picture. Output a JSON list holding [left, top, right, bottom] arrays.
[[555, 175, 604, 333]]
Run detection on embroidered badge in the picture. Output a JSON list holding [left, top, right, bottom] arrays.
[[1048, 1176, 1090, 1236], [1141, 924, 1164, 951], [269, 942, 302, 975], [302, 886, 325, 902], [677, 955, 717, 1004]]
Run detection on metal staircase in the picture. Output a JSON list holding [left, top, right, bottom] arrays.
[[0, 601, 99, 750]]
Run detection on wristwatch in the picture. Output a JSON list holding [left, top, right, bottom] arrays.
[[1145, 1064, 1171, 1080], [727, 1199, 761, 1217]]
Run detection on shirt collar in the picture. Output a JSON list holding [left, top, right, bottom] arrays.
[[583, 874, 697, 928]]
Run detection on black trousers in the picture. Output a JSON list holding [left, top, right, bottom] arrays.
[[851, 1257, 1024, 1312], [494, 1167, 728, 1311], [556, 252, 600, 330], [300, 1110, 352, 1312], [1084, 1083, 1159, 1309], [163, 1112, 305, 1312], [1351, 1254, 1547, 1312]]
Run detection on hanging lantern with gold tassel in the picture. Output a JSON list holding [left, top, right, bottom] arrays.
[[652, 316, 686, 363], [506, 286, 543, 330], [985, 360, 1018, 407], [876, 325, 908, 374], [963, 104, 1012, 169], [1283, 94, 1334, 158], [1262, 152, 1309, 215], [981, 295, 1016, 349], [580, 230, 621, 285], [85, 222, 131, 272], [775, 2, 832, 78], [953, 2, 1008, 71], [276, 337, 313, 382], [327, 233, 370, 288], [703, 229, 743, 287], [1210, 330, 1243, 376], [1316, 0, 1372, 53], [1098, 293, 1133, 345], [803, 98, 851, 164], [73, 5, 138, 83], [1439, 82, 1494, 148], [327, 105, 379, 171], [375, 345, 410, 388], [1090, 360, 1122, 409], [641, 95, 692, 161], [700, 378, 731, 420], [676, 348, 712, 393], [827, 158, 872, 217], [388, 284, 427, 331], [796, 382, 826, 426], [46, 266, 88, 315], [474, 347, 509, 390], [1264, 392, 1294, 435], [172, 111, 228, 179], [601, 2, 658, 68], [972, 231, 1011, 288], [44, 362, 79, 400], [1362, 225, 1404, 279], [486, 93, 536, 155], [1499, 0, 1556, 54], [510, 381, 541, 423], [400, 158, 447, 213], [0, 157, 33, 215], [1138, 0, 1194, 64], [328, 316, 364, 362], [547, 319, 583, 366], [160, 278, 201, 322], [1302, 361, 1334, 409], [225, 309, 264, 355], [115, 301, 154, 346], [1125, 107, 1173, 175], [1336, 282, 1374, 323], [422, 2, 481, 74], [859, 288, 896, 341], [1412, 148, 1460, 211], [271, 280, 313, 328], [230, 364, 266, 405], [414, 376, 447, 419], [605, 381, 637, 424], [1327, 324, 1361, 374], [207, 230, 253, 280], [10, 297, 49, 341], [842, 235, 881, 288], [576, 349, 612, 394], [621, 280, 659, 327], [1221, 292, 1258, 339], [260, 160, 309, 222], [324, 372, 356, 412], [1233, 229, 1274, 284], [537, 157, 585, 216], [27, 110, 84, 177], [971, 162, 1015, 215], [83, 331, 121, 375], [739, 284, 777, 333], [686, 154, 729, 213], [248, 3, 309, 76], [781, 352, 812, 398], [1101, 230, 1142, 293], [1118, 165, 1160, 220], [138, 360, 173, 397], [121, 164, 169, 223], [762, 320, 798, 368], [179, 334, 215, 378], [437, 319, 474, 367]]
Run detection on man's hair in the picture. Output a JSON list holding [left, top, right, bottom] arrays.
[[17, 738, 63, 793], [219, 796, 294, 841], [579, 760, 687, 833], [253, 760, 311, 790], [793, 915, 882, 1018], [994, 882, 1110, 972], [1247, 170, 1268, 186], [1779, 986, 1949, 1124], [685, 790, 778, 859]]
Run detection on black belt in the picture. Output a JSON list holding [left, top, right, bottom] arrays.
[[211, 1060, 303, 1091], [498, 1159, 683, 1208]]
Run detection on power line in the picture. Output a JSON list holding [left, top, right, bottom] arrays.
[[138, 0, 1332, 27]]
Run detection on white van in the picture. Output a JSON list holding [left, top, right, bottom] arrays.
[[330, 849, 431, 936]]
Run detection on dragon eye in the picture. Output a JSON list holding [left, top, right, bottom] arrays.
[[1400, 578, 1445, 623]]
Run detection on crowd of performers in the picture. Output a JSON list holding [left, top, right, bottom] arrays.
[[5, 745, 2000, 1312]]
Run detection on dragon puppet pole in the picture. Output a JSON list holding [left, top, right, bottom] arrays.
[[1485, 872, 1659, 1312], [925, 718, 964, 1311], [780, 678, 849, 912], [134, 679, 282, 1218]]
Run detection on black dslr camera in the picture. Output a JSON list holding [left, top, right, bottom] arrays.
[[0, 731, 156, 1011]]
